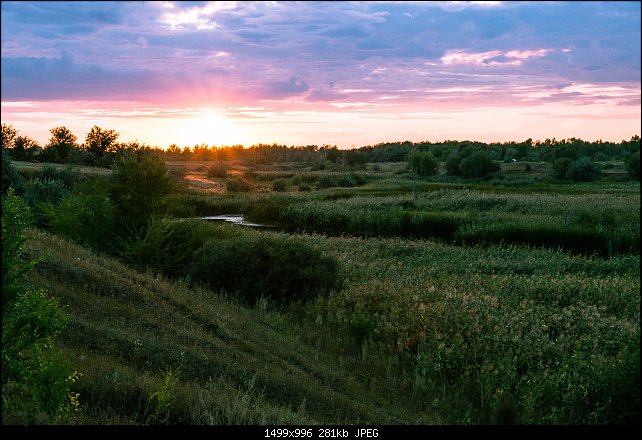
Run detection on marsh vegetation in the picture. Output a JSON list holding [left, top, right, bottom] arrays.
[[2, 125, 639, 425]]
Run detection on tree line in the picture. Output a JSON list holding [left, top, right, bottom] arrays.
[[1, 123, 639, 178]]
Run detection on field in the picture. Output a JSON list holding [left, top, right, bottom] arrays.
[[3, 156, 640, 426]]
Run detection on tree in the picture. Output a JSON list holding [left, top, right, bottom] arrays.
[[566, 157, 602, 182], [626, 151, 640, 180], [1, 123, 17, 150], [84, 125, 119, 160], [43, 126, 77, 163], [553, 158, 572, 180], [325, 147, 342, 164], [407, 150, 439, 177], [344, 150, 367, 168], [109, 153, 171, 232], [12, 136, 40, 161], [459, 151, 500, 178], [445, 152, 461, 176]]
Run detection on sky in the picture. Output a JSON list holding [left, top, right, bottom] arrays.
[[1, 1, 640, 149]]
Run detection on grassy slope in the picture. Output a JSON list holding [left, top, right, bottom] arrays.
[[23, 230, 437, 425]]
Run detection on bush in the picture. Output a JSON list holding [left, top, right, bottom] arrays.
[[445, 153, 461, 176], [190, 236, 343, 305], [566, 157, 602, 182], [317, 175, 337, 189], [626, 151, 640, 180], [459, 151, 500, 178], [298, 183, 311, 192], [407, 150, 439, 177], [24, 178, 68, 208], [336, 175, 357, 188], [51, 180, 117, 253], [226, 177, 254, 192], [272, 179, 287, 192], [2, 190, 79, 423], [39, 165, 83, 188], [23, 178, 69, 228], [553, 158, 573, 180], [207, 163, 229, 178], [117, 218, 225, 277], [2, 148, 26, 196], [109, 154, 171, 232]]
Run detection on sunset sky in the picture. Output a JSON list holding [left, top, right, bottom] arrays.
[[1, 1, 640, 149]]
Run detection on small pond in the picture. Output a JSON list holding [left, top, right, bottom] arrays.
[[201, 214, 274, 228]]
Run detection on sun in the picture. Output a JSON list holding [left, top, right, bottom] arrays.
[[175, 110, 247, 147]]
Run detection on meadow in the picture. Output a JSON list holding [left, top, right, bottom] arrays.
[[2, 153, 639, 425]]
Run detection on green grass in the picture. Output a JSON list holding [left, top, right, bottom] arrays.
[[22, 230, 439, 425], [12, 157, 640, 425], [22, 224, 639, 424]]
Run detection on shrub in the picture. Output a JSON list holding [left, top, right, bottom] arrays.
[[407, 150, 439, 177], [24, 178, 68, 208], [317, 175, 337, 189], [226, 177, 254, 192], [298, 183, 311, 192], [553, 158, 573, 180], [626, 151, 640, 180], [117, 218, 225, 277], [1, 190, 79, 423], [272, 179, 287, 192], [23, 178, 69, 228], [190, 236, 343, 305], [2, 148, 26, 196], [459, 151, 500, 178], [445, 152, 461, 176], [40, 165, 82, 188], [336, 175, 357, 188], [207, 163, 229, 178], [109, 154, 171, 232], [566, 157, 602, 182], [51, 180, 117, 253]]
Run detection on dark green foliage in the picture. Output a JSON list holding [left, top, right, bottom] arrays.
[[336, 175, 357, 188], [317, 175, 337, 189], [553, 158, 573, 180], [207, 162, 229, 178], [445, 152, 461, 176], [325, 147, 342, 164], [1, 190, 77, 422], [11, 136, 40, 161], [39, 165, 83, 188], [51, 180, 117, 253], [2, 148, 26, 196], [407, 150, 438, 177], [626, 151, 640, 180], [455, 223, 638, 257], [566, 157, 602, 182], [23, 178, 69, 228], [24, 178, 68, 208], [348, 311, 375, 347], [190, 236, 342, 305], [109, 154, 171, 232], [226, 177, 254, 192], [2, 190, 33, 309], [344, 150, 367, 168], [272, 179, 287, 192], [458, 151, 500, 178], [117, 218, 227, 277]]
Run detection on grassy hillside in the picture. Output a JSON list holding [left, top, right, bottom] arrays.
[[22, 230, 438, 425]]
